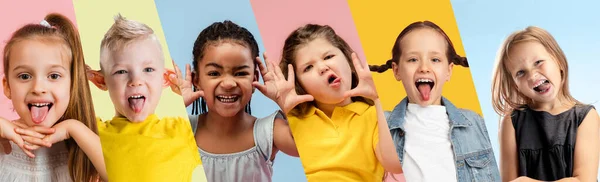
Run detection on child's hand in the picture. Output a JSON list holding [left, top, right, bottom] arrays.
[[252, 53, 314, 114], [344, 53, 379, 101], [509, 176, 536, 182], [14, 124, 54, 152], [168, 60, 204, 107], [0, 118, 36, 157], [42, 119, 76, 145]]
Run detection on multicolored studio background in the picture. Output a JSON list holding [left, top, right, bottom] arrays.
[[1, 0, 599, 181]]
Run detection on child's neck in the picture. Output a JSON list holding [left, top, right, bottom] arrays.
[[529, 95, 574, 115], [203, 110, 254, 136], [316, 98, 353, 118]]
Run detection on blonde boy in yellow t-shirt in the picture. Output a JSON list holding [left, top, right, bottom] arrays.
[[86, 14, 203, 182]]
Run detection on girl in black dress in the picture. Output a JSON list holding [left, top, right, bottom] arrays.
[[492, 26, 599, 182]]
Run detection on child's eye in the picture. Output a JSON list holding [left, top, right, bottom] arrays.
[[17, 73, 32, 80], [408, 58, 417, 62], [235, 71, 250, 76], [324, 54, 334, 60], [207, 71, 220, 77], [114, 70, 127, 75], [535, 60, 544, 65], [144, 67, 155, 72], [515, 70, 525, 77], [303, 65, 313, 73], [48, 73, 61, 80], [432, 58, 441, 63]]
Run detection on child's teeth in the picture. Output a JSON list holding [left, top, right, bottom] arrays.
[[129, 95, 143, 99], [217, 95, 238, 102], [32, 103, 49, 107], [417, 78, 433, 83]]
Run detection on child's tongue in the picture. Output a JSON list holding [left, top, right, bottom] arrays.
[[129, 98, 145, 113], [537, 82, 551, 92], [417, 84, 431, 101], [31, 106, 49, 124]]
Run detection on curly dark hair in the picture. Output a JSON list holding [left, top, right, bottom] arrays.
[[190, 20, 259, 115]]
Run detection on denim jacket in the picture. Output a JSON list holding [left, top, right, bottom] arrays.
[[386, 97, 501, 182]]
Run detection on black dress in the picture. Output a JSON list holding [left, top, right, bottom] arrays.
[[511, 104, 594, 181]]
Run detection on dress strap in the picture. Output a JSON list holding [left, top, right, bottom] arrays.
[[253, 111, 284, 162]]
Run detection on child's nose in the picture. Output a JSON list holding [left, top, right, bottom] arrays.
[[319, 64, 330, 75], [220, 77, 237, 89], [31, 79, 48, 94], [527, 71, 540, 82], [418, 62, 431, 73], [128, 76, 144, 87]]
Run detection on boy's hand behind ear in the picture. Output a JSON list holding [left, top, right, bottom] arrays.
[[169, 60, 204, 107]]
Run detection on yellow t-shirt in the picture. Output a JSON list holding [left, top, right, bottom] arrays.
[[97, 114, 202, 182], [289, 101, 384, 181]]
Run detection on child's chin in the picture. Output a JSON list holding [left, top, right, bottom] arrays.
[[216, 109, 242, 117], [125, 112, 150, 123]]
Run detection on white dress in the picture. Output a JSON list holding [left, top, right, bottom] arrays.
[[0, 141, 72, 182]]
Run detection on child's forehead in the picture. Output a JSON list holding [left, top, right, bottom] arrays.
[[110, 39, 164, 64]]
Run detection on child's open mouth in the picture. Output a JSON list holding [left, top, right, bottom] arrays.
[[216, 95, 239, 103], [415, 78, 435, 101], [327, 74, 341, 87], [533, 79, 551, 94], [28, 102, 53, 124], [128, 95, 146, 113]]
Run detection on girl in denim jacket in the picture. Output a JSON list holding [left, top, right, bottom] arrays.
[[370, 21, 501, 182]]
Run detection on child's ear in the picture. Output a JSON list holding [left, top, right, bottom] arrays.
[[446, 63, 454, 81], [391, 62, 401, 81], [87, 69, 108, 91], [191, 71, 199, 89], [3, 77, 10, 99], [163, 69, 176, 88], [253, 66, 259, 93]]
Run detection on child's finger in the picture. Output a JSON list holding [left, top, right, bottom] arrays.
[[262, 53, 271, 72], [296, 94, 314, 104], [11, 136, 34, 158], [24, 143, 41, 151], [174, 65, 183, 79], [172, 60, 180, 73], [185, 64, 194, 82], [351, 52, 364, 71], [21, 147, 35, 158], [286, 64, 295, 83], [267, 60, 279, 80], [252, 81, 268, 94], [27, 126, 55, 135], [343, 89, 360, 99], [191, 90, 204, 101], [15, 128, 46, 139], [22, 136, 52, 147], [12, 121, 28, 129], [255, 56, 268, 75]]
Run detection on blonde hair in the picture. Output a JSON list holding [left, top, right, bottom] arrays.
[[99, 14, 161, 71], [3, 13, 99, 182], [491, 26, 580, 116]]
